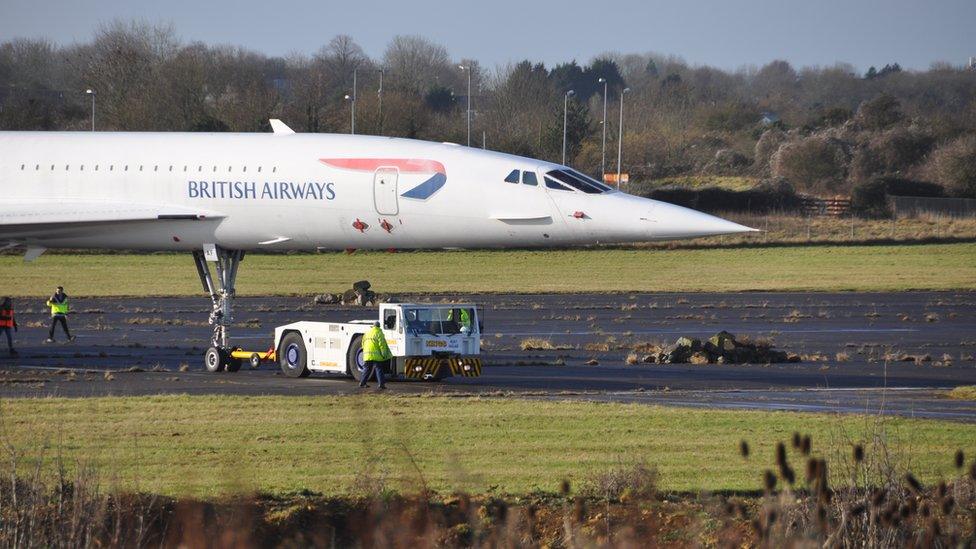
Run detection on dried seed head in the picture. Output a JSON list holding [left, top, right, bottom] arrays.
[[776, 442, 787, 467], [573, 497, 585, 523], [766, 508, 778, 525], [806, 458, 818, 484], [560, 479, 571, 495], [942, 496, 955, 515], [955, 449, 965, 469], [792, 432, 801, 449], [740, 440, 750, 458], [870, 488, 885, 507], [801, 435, 812, 455], [853, 444, 864, 463], [779, 463, 795, 485], [937, 480, 947, 499], [920, 502, 931, 518], [970, 460, 976, 480], [905, 473, 923, 494], [763, 470, 777, 493]]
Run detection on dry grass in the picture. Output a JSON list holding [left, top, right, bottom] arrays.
[[946, 386, 976, 401], [519, 338, 572, 351]]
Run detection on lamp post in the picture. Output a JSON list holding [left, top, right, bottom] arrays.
[[377, 68, 384, 135], [343, 94, 354, 134], [351, 68, 357, 134], [616, 87, 630, 188], [85, 89, 95, 131], [562, 90, 575, 165], [598, 78, 608, 180], [458, 64, 471, 146]]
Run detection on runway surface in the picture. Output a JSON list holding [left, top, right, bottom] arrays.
[[1, 291, 974, 421]]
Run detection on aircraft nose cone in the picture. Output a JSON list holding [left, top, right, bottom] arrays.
[[653, 202, 759, 238]]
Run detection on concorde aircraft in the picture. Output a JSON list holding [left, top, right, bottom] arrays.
[[0, 121, 755, 371]]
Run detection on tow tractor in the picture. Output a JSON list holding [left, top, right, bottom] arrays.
[[269, 302, 483, 382]]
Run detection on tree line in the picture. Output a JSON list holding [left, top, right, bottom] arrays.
[[2, 21, 974, 199]]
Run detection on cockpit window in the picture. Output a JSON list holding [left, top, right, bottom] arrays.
[[546, 169, 613, 194], [504, 169, 520, 183], [522, 171, 538, 186], [567, 169, 614, 192], [544, 177, 571, 191]]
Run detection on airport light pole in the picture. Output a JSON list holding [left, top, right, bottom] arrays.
[[85, 89, 95, 131], [351, 68, 358, 135], [377, 68, 384, 135], [598, 78, 607, 179], [616, 87, 630, 188], [458, 65, 472, 146], [344, 94, 354, 134], [562, 90, 575, 165]]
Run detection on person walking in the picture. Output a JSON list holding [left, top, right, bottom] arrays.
[[46, 286, 74, 343], [0, 297, 18, 356], [360, 321, 391, 389]]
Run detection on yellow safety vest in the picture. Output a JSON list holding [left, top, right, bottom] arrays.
[[362, 327, 392, 361], [47, 296, 69, 316]]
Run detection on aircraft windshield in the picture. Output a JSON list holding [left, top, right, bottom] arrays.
[[403, 307, 476, 336], [546, 169, 614, 194]]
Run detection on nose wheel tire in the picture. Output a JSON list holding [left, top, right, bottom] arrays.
[[204, 346, 227, 373], [279, 332, 310, 378]]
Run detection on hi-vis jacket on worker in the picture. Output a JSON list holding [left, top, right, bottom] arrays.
[[362, 325, 393, 362], [448, 308, 472, 330], [47, 291, 69, 316]]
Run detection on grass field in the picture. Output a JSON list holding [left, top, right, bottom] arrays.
[[2, 395, 973, 498], [0, 242, 973, 296]]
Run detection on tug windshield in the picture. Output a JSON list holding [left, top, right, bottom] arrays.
[[403, 307, 476, 336]]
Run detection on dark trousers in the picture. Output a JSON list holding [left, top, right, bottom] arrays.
[[0, 327, 11, 350], [360, 360, 387, 387], [49, 315, 71, 339]]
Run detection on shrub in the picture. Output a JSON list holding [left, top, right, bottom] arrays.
[[851, 176, 944, 217], [855, 94, 903, 131], [753, 128, 788, 173], [634, 177, 802, 214], [927, 135, 976, 198], [850, 128, 935, 182], [771, 135, 851, 194]]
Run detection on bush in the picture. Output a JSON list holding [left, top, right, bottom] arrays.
[[753, 128, 788, 173], [850, 128, 935, 182], [771, 135, 851, 194], [927, 135, 976, 198], [851, 176, 944, 217], [855, 94, 903, 131], [634, 177, 802, 214]]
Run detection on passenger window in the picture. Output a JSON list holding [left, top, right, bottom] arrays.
[[522, 171, 538, 186], [545, 177, 571, 191], [383, 309, 397, 330], [504, 169, 520, 183]]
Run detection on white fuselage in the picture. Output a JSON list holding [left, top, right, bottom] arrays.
[[0, 131, 753, 251]]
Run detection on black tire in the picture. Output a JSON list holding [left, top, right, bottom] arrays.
[[347, 335, 366, 382], [204, 346, 226, 373], [279, 332, 309, 378], [249, 353, 262, 369], [225, 357, 242, 372]]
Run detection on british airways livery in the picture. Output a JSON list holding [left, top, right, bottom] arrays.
[[0, 121, 755, 369]]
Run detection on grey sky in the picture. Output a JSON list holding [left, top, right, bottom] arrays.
[[1, 0, 972, 72]]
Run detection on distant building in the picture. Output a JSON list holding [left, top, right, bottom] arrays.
[[969, 57, 976, 71], [760, 111, 780, 125]]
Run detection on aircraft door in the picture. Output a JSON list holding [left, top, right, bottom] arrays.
[[373, 167, 399, 216]]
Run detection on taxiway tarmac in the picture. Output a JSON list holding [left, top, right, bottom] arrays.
[[1, 291, 974, 421]]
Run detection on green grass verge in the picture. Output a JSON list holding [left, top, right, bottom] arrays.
[[1, 243, 973, 296], [2, 395, 973, 498]]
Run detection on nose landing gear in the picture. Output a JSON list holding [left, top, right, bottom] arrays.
[[193, 246, 245, 373]]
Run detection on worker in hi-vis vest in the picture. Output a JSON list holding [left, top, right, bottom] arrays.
[[0, 297, 18, 356], [360, 321, 391, 389], [448, 308, 473, 332], [45, 286, 74, 343]]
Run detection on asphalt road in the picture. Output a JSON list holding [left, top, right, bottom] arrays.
[[1, 291, 974, 421]]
